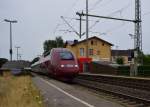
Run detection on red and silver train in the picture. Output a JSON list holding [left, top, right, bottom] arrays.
[[31, 48, 79, 80]]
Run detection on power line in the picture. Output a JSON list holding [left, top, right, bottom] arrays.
[[88, 3, 131, 30], [0, 20, 4, 23], [60, 16, 80, 36], [78, 0, 113, 13], [89, 31, 107, 36], [89, 20, 100, 29], [53, 23, 66, 35], [99, 0, 113, 7], [53, 0, 80, 36], [64, 0, 80, 16], [88, 21, 128, 37], [62, 16, 95, 22], [59, 0, 132, 38], [108, 3, 131, 17], [89, 0, 113, 12], [60, 2, 132, 37], [89, 0, 103, 11], [104, 22, 127, 34]]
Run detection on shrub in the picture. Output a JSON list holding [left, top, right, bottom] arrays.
[[0, 58, 8, 68], [116, 57, 124, 65]]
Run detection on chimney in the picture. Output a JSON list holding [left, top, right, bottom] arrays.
[[74, 40, 78, 44]]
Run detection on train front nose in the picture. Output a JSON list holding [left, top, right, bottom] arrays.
[[57, 50, 79, 77], [58, 63, 79, 76], [60, 64, 79, 72]]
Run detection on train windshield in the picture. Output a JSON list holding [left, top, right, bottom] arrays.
[[60, 51, 74, 60]]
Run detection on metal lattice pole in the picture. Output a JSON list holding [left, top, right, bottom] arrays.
[[134, 0, 142, 76], [86, 0, 89, 58]]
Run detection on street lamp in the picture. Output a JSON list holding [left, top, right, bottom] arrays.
[[15, 46, 20, 60], [4, 19, 17, 61]]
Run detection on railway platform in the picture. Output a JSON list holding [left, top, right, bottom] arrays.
[[32, 74, 124, 107]]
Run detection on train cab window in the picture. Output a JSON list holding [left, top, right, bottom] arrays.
[[60, 52, 74, 60]]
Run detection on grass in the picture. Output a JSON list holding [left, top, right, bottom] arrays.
[[0, 71, 44, 107]]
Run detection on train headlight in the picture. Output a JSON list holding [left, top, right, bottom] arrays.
[[75, 65, 78, 67], [61, 64, 65, 67]]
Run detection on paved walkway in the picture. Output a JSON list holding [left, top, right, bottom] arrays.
[[32, 75, 125, 107]]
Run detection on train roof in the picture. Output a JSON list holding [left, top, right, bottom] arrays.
[[31, 48, 72, 67], [31, 55, 50, 67]]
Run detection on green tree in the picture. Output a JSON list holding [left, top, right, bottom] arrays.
[[43, 36, 64, 54], [56, 36, 64, 47], [116, 57, 124, 65], [0, 58, 8, 68], [143, 54, 150, 65], [43, 40, 56, 54]]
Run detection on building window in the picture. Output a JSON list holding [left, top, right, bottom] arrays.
[[91, 40, 97, 45], [80, 48, 84, 56], [89, 49, 93, 55], [102, 43, 105, 46], [91, 40, 93, 45]]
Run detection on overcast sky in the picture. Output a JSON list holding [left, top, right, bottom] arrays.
[[0, 0, 150, 61]]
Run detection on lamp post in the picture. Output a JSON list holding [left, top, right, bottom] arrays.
[[15, 46, 20, 60], [4, 19, 17, 61], [18, 54, 22, 60]]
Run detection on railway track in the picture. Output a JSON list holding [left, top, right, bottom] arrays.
[[74, 73, 150, 107]]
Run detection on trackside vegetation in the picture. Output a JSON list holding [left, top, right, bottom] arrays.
[[117, 65, 150, 76], [0, 58, 8, 68], [0, 71, 44, 107]]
